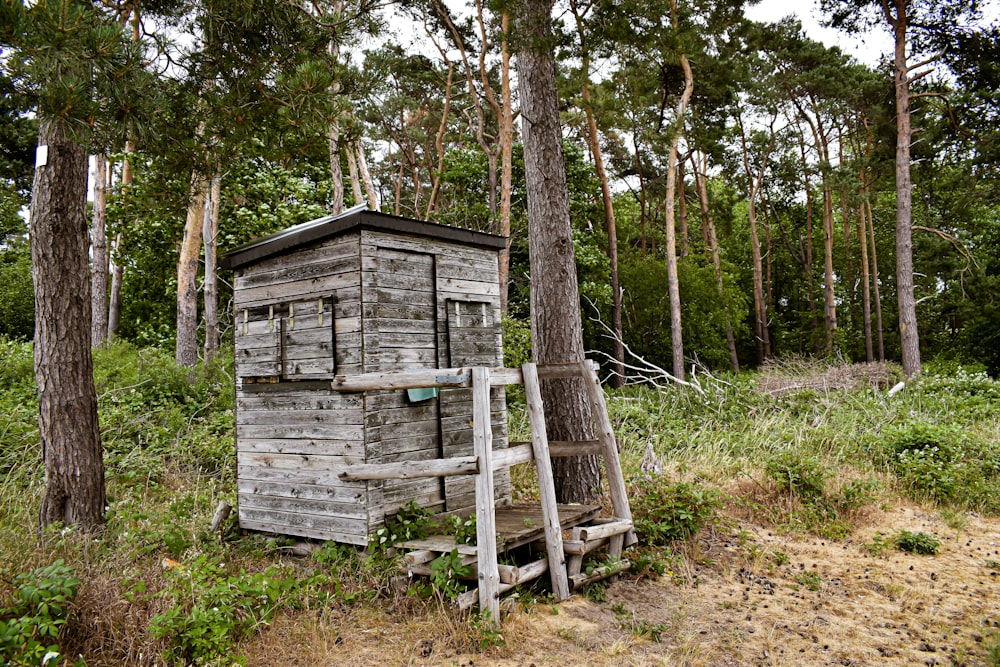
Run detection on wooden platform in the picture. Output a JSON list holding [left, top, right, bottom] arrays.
[[398, 503, 601, 554]]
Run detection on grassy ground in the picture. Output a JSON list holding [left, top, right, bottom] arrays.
[[3, 340, 1000, 665]]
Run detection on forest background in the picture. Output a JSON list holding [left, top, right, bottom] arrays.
[[2, 0, 999, 379]]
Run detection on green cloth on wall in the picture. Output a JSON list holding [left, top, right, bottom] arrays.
[[407, 386, 439, 402]]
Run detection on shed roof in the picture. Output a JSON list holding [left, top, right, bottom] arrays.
[[220, 205, 507, 271]]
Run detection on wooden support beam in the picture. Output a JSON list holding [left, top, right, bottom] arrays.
[[562, 538, 611, 556], [569, 559, 632, 589], [522, 362, 571, 602], [507, 440, 603, 457], [331, 368, 471, 392], [455, 558, 550, 610], [338, 456, 478, 481], [567, 527, 584, 578], [579, 360, 637, 547], [404, 550, 437, 566], [472, 367, 500, 620], [492, 444, 534, 469], [578, 520, 633, 543]]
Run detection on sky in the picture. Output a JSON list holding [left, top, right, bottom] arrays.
[[744, 0, 894, 66]]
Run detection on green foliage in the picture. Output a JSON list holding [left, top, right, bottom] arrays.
[[885, 422, 989, 507], [630, 477, 722, 545], [893, 530, 941, 556], [370, 501, 439, 551], [0, 560, 80, 667], [0, 240, 33, 340], [427, 549, 472, 601], [795, 570, 822, 592], [765, 450, 830, 499], [450, 514, 478, 546], [863, 532, 892, 557], [149, 557, 306, 666]]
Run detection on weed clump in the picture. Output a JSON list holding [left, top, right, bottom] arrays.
[[894, 530, 941, 555], [630, 476, 722, 546], [0, 560, 80, 667]]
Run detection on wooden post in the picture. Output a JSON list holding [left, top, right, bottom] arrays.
[[579, 360, 637, 547], [522, 363, 570, 601], [472, 367, 500, 619]]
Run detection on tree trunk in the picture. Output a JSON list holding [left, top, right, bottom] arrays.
[[329, 123, 344, 215], [357, 143, 380, 211], [820, 146, 837, 354], [91, 154, 109, 347], [498, 11, 514, 314], [176, 172, 207, 367], [867, 197, 886, 361], [346, 141, 364, 207], [31, 118, 105, 531], [693, 153, 738, 373], [664, 23, 694, 382], [886, 0, 920, 376], [678, 159, 689, 258], [202, 174, 222, 362], [799, 136, 819, 351], [517, 0, 599, 504], [858, 183, 874, 362], [738, 115, 774, 363], [108, 140, 135, 339]]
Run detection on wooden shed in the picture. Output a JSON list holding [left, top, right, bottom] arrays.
[[220, 206, 511, 545]]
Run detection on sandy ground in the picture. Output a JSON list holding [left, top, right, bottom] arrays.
[[243, 503, 1000, 666]]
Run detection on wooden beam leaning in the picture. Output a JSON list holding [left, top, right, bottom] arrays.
[[579, 360, 637, 547], [472, 367, 501, 620], [522, 362, 571, 601], [339, 456, 478, 481]]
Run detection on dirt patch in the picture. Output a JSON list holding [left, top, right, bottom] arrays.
[[242, 503, 1000, 666]]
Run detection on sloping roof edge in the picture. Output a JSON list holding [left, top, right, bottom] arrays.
[[220, 206, 507, 270]]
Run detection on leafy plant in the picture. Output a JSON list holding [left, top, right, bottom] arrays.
[[765, 450, 830, 499], [450, 513, 477, 546], [894, 530, 941, 555], [370, 501, 439, 551], [630, 476, 722, 546], [0, 560, 80, 667], [428, 550, 472, 601], [149, 556, 306, 666], [795, 570, 822, 592]]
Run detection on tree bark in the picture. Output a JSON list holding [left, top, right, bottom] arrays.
[[346, 140, 364, 207], [867, 197, 886, 361], [31, 118, 105, 531], [858, 182, 874, 362], [517, 0, 599, 504], [176, 172, 207, 367], [498, 11, 514, 314], [91, 154, 109, 347], [202, 174, 222, 362], [108, 140, 135, 339], [356, 142, 380, 211], [664, 16, 694, 382], [885, 0, 921, 377], [693, 153, 739, 373], [738, 114, 774, 363], [329, 123, 344, 215]]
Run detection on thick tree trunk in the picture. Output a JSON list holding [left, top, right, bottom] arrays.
[[517, 0, 599, 504], [91, 154, 109, 347], [887, 1, 921, 377], [176, 172, 207, 367], [31, 118, 105, 531], [202, 174, 222, 362]]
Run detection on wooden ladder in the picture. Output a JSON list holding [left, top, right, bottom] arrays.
[[471, 360, 635, 618]]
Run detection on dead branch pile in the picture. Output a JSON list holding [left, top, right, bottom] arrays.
[[756, 358, 898, 396]]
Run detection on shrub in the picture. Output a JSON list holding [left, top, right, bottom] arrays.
[[894, 530, 940, 555], [765, 450, 829, 499], [0, 560, 81, 667], [630, 476, 721, 545], [149, 557, 306, 666]]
